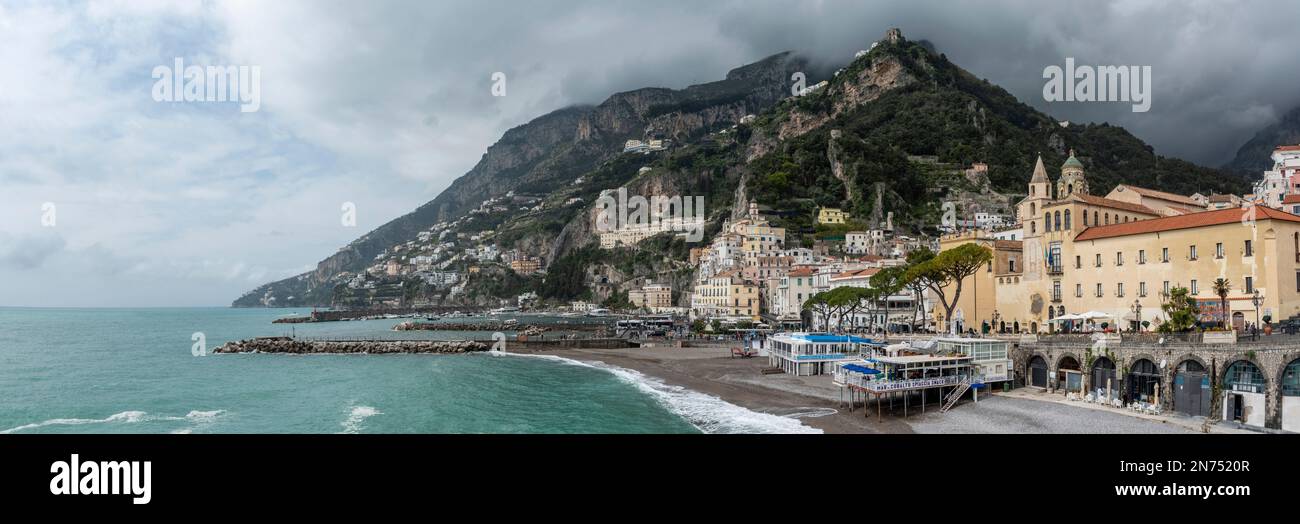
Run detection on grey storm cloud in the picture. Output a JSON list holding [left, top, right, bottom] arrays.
[[3, 0, 1298, 306], [415, 0, 1300, 165]]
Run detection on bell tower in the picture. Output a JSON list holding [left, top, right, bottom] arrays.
[[1057, 149, 1088, 198]]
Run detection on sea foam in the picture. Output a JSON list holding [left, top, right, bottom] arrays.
[[1, 410, 149, 434], [339, 405, 383, 434], [0, 409, 223, 434]]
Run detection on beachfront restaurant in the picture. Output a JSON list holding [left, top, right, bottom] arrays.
[[765, 333, 878, 376], [933, 338, 1013, 385], [833, 354, 976, 418]]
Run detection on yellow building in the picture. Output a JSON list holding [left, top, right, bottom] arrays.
[[817, 207, 849, 224], [933, 232, 1022, 334], [1105, 184, 1207, 216], [937, 150, 1300, 334], [509, 259, 540, 275], [690, 270, 760, 321], [629, 283, 673, 310], [1066, 206, 1300, 330]]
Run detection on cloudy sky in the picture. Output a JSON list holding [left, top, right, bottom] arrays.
[[2, 0, 1298, 307]]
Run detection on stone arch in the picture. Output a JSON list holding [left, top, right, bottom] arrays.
[[1273, 351, 1300, 395], [1279, 354, 1300, 431], [1091, 355, 1118, 393], [1221, 356, 1268, 426], [1056, 352, 1082, 370], [1172, 353, 1206, 372], [1218, 354, 1266, 383], [1126, 355, 1162, 405], [1126, 353, 1160, 373], [1055, 352, 1082, 392], [1171, 355, 1211, 417]]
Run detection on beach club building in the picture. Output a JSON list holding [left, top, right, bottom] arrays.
[[765, 333, 878, 376]]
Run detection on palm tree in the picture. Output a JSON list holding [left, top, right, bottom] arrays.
[[1211, 278, 1231, 329]]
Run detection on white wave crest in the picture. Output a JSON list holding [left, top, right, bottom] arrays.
[[503, 353, 821, 434], [339, 405, 382, 434], [1, 409, 226, 434], [0, 410, 148, 434]]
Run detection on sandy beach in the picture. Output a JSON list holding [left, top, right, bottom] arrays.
[[513, 343, 1236, 434], [514, 343, 913, 434]]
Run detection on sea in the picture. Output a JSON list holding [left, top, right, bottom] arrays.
[[0, 307, 818, 434]]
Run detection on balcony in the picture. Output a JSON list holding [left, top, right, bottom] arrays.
[[1047, 264, 1063, 275], [1051, 292, 1062, 303]]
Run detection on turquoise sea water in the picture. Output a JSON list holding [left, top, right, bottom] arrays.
[[0, 308, 816, 434]]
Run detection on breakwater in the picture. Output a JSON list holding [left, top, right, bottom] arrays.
[[214, 337, 491, 354], [393, 321, 606, 335]]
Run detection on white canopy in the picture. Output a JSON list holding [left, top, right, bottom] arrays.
[[1078, 311, 1113, 320], [1052, 313, 1085, 322]]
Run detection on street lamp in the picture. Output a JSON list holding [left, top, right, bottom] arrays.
[[1131, 299, 1142, 333], [1251, 289, 1263, 340]]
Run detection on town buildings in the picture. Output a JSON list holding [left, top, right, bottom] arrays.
[[629, 283, 673, 311], [509, 258, 541, 275], [690, 270, 760, 321], [817, 207, 849, 224], [937, 149, 1300, 336]]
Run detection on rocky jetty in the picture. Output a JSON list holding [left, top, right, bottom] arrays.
[[271, 316, 312, 324], [213, 337, 490, 354], [392, 321, 566, 332]]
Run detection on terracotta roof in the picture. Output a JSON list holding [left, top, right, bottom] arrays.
[[1111, 184, 1203, 207], [1284, 194, 1300, 205], [1275, 145, 1300, 152], [1074, 207, 1300, 241], [829, 268, 880, 280], [786, 268, 816, 277], [1069, 194, 1160, 216]]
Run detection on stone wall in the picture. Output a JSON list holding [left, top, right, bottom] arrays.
[[1014, 340, 1300, 430]]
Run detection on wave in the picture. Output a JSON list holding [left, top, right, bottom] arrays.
[[503, 353, 821, 434], [0, 409, 225, 434], [339, 405, 382, 434]]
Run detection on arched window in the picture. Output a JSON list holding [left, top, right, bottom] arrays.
[[1104, 213, 1110, 225], [1083, 211, 1089, 226], [1054, 211, 1061, 230], [1284, 359, 1300, 397], [1094, 211, 1099, 225], [1064, 210, 1072, 229], [1030, 222, 1036, 234], [1044, 213, 1051, 232], [1031, 202, 1036, 215], [1224, 361, 1266, 394], [1068, 183, 1074, 195]]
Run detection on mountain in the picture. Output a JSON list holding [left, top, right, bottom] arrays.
[[233, 51, 820, 307], [1223, 105, 1300, 176], [235, 28, 1253, 308]]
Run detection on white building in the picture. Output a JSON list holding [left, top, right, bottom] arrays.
[[765, 333, 875, 376]]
